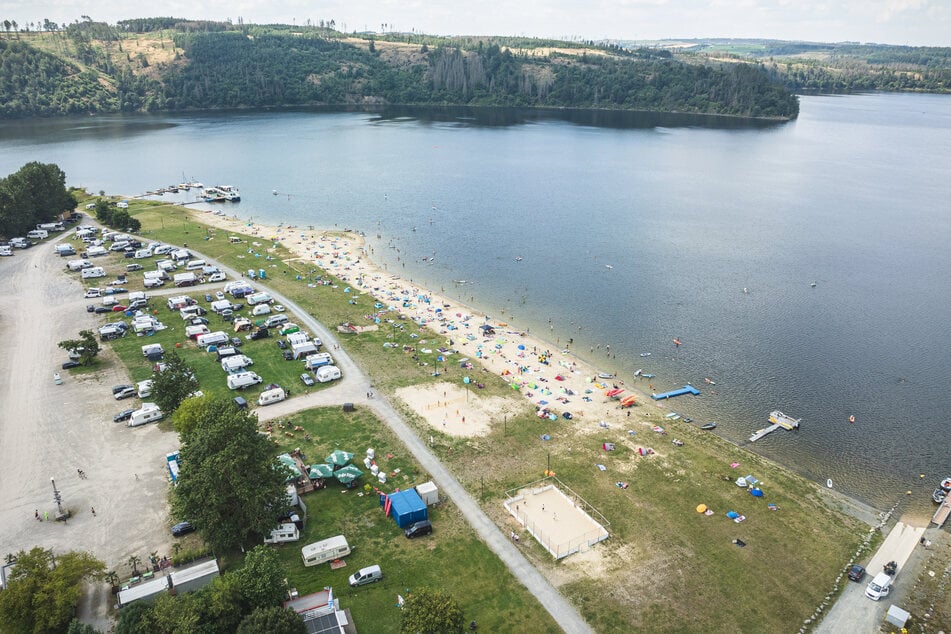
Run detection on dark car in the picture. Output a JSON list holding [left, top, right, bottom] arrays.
[[204, 293, 213, 302], [114, 386, 137, 400], [111, 384, 134, 395], [249, 327, 270, 340], [283, 350, 294, 361], [276, 339, 288, 350], [62, 360, 81, 370], [94, 306, 112, 314], [86, 304, 95, 313], [171, 521, 195, 537], [404, 520, 433, 539], [190, 316, 209, 326], [231, 337, 243, 347], [113, 408, 135, 423], [848, 564, 866, 582], [300, 373, 315, 386]]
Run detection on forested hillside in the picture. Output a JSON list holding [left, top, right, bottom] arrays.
[[0, 21, 800, 119]]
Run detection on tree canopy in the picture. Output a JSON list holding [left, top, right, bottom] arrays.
[[0, 547, 105, 634], [58, 330, 101, 366], [400, 587, 465, 634], [0, 162, 75, 238], [150, 350, 200, 416], [173, 397, 291, 552], [236, 606, 305, 634]]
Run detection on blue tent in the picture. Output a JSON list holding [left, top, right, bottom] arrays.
[[382, 489, 428, 528]]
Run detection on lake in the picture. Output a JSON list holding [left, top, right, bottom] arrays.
[[2, 93, 949, 512]]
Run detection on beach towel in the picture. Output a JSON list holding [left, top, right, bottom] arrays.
[[733, 515, 747, 523], [615, 481, 629, 489], [602, 443, 615, 451], [596, 464, 607, 471], [730, 462, 740, 468]]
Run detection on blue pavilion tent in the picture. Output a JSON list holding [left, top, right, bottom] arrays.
[[381, 489, 428, 528]]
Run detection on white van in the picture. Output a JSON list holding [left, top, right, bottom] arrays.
[[67, 259, 91, 271], [128, 404, 163, 427], [185, 259, 206, 271], [153, 244, 174, 255], [348, 565, 383, 587], [221, 355, 254, 373], [257, 387, 286, 406], [144, 276, 164, 288], [133, 249, 153, 259], [141, 343, 164, 357], [865, 572, 893, 600], [27, 229, 48, 239], [55, 244, 75, 256], [0, 246, 12, 256], [265, 314, 289, 328], [227, 371, 262, 390], [208, 271, 227, 282], [86, 245, 108, 257], [251, 303, 272, 316], [170, 248, 191, 262], [315, 365, 342, 383], [301, 535, 351, 567], [137, 380, 153, 398], [197, 331, 229, 348], [81, 266, 106, 279]]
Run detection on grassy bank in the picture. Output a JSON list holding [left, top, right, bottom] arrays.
[[107, 199, 874, 632]]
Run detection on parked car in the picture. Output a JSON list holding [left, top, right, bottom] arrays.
[[204, 293, 213, 302], [273, 304, 285, 312], [86, 304, 95, 312], [404, 520, 433, 539], [231, 337, 243, 347], [276, 339, 288, 350], [111, 384, 134, 395], [84, 288, 101, 298], [189, 317, 209, 326], [848, 564, 866, 582], [113, 408, 135, 423], [249, 327, 270, 340], [171, 521, 195, 537], [283, 350, 294, 361], [215, 291, 225, 300], [300, 373, 315, 386], [114, 386, 137, 400], [61, 360, 81, 370], [111, 305, 127, 312], [94, 306, 111, 314]]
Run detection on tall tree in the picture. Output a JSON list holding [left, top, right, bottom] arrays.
[[150, 350, 199, 415], [0, 162, 75, 237], [174, 398, 291, 552], [400, 587, 465, 634], [0, 547, 105, 634], [58, 330, 101, 366], [235, 546, 288, 612], [236, 606, 305, 634]]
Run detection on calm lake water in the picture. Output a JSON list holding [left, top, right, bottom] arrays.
[[3, 93, 950, 512]]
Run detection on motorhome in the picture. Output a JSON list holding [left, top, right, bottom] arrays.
[[208, 271, 227, 282], [247, 292, 272, 306], [304, 353, 334, 370], [26, 229, 48, 239], [211, 299, 234, 314], [185, 259, 207, 271], [227, 371, 262, 390], [55, 244, 76, 256], [221, 355, 254, 373], [170, 249, 191, 263], [301, 535, 351, 567], [174, 272, 198, 287], [86, 245, 108, 257], [185, 324, 210, 339], [133, 249, 153, 259], [166, 296, 194, 311], [67, 260, 91, 271], [137, 380, 153, 398], [81, 267, 106, 279]]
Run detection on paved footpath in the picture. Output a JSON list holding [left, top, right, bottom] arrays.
[[193, 248, 593, 633]]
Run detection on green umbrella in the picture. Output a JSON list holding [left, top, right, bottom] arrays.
[[325, 450, 354, 467], [277, 453, 301, 481], [334, 464, 363, 484], [308, 463, 334, 479]]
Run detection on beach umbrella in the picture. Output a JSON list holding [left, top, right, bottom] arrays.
[[277, 454, 301, 481], [334, 464, 363, 484], [308, 463, 334, 479], [696, 504, 708, 514], [325, 450, 354, 467]]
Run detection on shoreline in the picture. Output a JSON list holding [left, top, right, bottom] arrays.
[[175, 204, 902, 523]]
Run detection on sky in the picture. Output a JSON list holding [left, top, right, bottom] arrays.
[[2, 0, 949, 47]]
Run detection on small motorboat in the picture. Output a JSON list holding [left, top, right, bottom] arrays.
[[934, 488, 948, 504], [640, 352, 651, 357], [598, 372, 614, 379], [641, 373, 656, 379], [827, 479, 834, 489], [700, 422, 717, 430]]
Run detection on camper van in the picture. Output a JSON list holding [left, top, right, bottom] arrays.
[[166, 295, 194, 311], [133, 249, 153, 259], [26, 229, 48, 240], [348, 565, 383, 587], [211, 299, 234, 314], [86, 245, 108, 257], [301, 535, 351, 567], [67, 259, 91, 271], [247, 292, 273, 306], [55, 244, 75, 256], [128, 404, 163, 427], [315, 365, 342, 383], [208, 271, 227, 282], [265, 314, 289, 329], [196, 331, 229, 348], [81, 266, 106, 279], [304, 353, 334, 371], [227, 371, 262, 390], [256, 387, 286, 406], [185, 324, 210, 340], [144, 276, 164, 288], [221, 355, 254, 373], [264, 523, 300, 544], [137, 380, 153, 398], [174, 272, 197, 287], [185, 259, 207, 271], [170, 249, 191, 263]]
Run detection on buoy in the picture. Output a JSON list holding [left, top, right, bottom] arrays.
[[848, 415, 855, 423]]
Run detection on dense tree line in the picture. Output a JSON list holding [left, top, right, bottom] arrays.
[[0, 161, 76, 237], [0, 29, 802, 119]]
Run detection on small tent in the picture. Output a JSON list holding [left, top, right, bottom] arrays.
[[415, 481, 438, 506], [382, 489, 428, 528]]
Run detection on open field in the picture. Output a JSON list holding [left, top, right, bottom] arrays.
[[118, 199, 876, 632]]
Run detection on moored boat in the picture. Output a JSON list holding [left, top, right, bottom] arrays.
[[934, 476, 951, 504], [700, 422, 717, 430]]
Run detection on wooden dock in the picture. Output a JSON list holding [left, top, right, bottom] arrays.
[[932, 496, 951, 527]]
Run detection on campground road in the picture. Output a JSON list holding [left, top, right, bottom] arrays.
[[815, 520, 926, 633], [188, 248, 594, 633]]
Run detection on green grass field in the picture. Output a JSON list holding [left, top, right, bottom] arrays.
[[92, 199, 876, 632]]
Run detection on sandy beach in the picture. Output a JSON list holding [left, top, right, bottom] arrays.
[[189, 209, 681, 447]]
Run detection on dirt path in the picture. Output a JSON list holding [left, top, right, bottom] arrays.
[[0, 237, 179, 630]]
